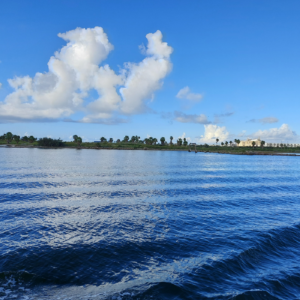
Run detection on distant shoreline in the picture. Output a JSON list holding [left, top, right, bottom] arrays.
[[2, 144, 300, 157]]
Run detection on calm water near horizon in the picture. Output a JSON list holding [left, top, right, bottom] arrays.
[[1, 148, 300, 299]]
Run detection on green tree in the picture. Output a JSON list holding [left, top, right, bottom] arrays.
[[109, 138, 113, 143], [160, 137, 165, 145], [170, 136, 173, 145], [28, 136, 37, 143], [183, 138, 188, 146], [252, 141, 256, 148], [116, 139, 121, 143], [177, 138, 183, 146], [123, 135, 129, 142], [216, 138, 219, 145], [221, 142, 224, 146], [13, 135, 20, 144], [100, 137, 107, 142], [153, 138, 158, 145], [5, 132, 13, 144], [22, 136, 29, 142], [77, 137, 82, 147], [130, 136, 136, 142], [261, 140, 265, 147], [73, 135, 82, 146], [229, 141, 232, 146], [225, 141, 228, 146], [38, 138, 64, 147]]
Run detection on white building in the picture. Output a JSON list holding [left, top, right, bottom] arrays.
[[239, 139, 262, 147]]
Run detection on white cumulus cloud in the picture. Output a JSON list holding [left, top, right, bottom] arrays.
[[198, 124, 229, 144], [253, 124, 298, 142], [120, 30, 173, 115], [0, 27, 173, 123], [176, 86, 203, 102]]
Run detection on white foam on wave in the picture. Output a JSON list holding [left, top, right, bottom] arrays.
[[0, 275, 32, 300]]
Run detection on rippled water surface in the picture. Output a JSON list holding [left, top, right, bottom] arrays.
[[1, 148, 300, 300]]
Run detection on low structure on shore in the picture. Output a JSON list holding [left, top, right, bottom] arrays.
[[239, 139, 262, 147]]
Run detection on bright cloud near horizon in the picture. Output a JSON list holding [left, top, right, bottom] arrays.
[[0, 1, 299, 143]]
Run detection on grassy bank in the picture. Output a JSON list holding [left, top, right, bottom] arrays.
[[1, 140, 300, 154]]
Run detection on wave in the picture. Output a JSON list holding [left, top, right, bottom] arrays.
[[106, 282, 280, 300], [1, 180, 300, 204], [1, 223, 300, 299], [0, 173, 299, 190]]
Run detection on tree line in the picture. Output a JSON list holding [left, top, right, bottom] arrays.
[[0, 132, 37, 144], [0, 132, 63, 147], [1, 132, 268, 148], [73, 135, 189, 146]]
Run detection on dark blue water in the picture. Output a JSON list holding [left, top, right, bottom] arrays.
[[1, 148, 300, 300]]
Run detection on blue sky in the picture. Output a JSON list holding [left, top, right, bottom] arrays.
[[0, 0, 299, 143]]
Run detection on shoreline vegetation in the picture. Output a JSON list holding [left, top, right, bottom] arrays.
[[1, 133, 300, 157]]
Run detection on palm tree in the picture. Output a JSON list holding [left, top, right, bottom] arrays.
[[221, 142, 224, 146], [235, 139, 240, 146], [183, 138, 188, 146], [145, 138, 153, 145], [229, 141, 232, 147], [160, 137, 165, 145], [116, 139, 120, 143], [153, 138, 158, 145], [252, 141, 256, 148], [109, 138, 113, 143], [177, 138, 183, 146], [100, 137, 107, 142], [135, 136, 140, 143], [130, 136, 136, 142], [5, 132, 13, 144], [123, 135, 129, 142], [13, 135, 20, 144], [261, 140, 265, 147], [170, 136, 173, 145], [216, 138, 219, 145], [225, 141, 228, 146], [73, 135, 78, 142]]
